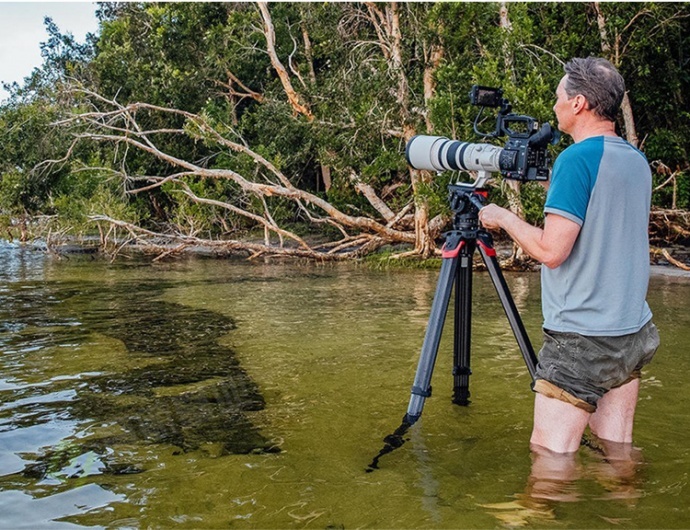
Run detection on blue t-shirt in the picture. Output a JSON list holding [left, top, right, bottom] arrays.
[[542, 136, 653, 336]]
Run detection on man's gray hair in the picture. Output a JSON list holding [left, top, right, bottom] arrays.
[[564, 57, 625, 122]]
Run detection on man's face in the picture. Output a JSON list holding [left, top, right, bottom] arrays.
[[553, 76, 574, 134]]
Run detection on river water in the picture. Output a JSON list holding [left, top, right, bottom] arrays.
[[0, 242, 688, 529]]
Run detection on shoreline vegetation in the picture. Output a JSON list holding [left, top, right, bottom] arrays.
[[3, 212, 688, 276], [1, 4, 689, 268]]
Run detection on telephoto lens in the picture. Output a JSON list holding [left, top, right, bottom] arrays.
[[405, 135, 508, 173]]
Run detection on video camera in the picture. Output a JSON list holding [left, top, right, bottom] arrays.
[[406, 85, 558, 182]]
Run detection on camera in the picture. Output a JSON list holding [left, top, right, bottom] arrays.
[[406, 85, 558, 182]]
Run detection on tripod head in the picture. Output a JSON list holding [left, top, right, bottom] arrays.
[[449, 169, 491, 211], [447, 172, 490, 238], [449, 183, 486, 215]]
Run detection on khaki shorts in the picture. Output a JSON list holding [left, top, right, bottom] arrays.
[[533, 320, 660, 412]]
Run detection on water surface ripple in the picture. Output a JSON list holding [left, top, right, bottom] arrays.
[[0, 243, 688, 528]]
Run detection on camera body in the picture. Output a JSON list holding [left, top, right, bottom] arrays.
[[406, 85, 557, 182], [470, 85, 553, 181]]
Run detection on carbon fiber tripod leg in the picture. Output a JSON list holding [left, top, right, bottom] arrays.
[[477, 232, 538, 379], [404, 243, 461, 425], [452, 239, 475, 406]]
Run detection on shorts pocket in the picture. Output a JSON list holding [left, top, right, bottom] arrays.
[[633, 322, 660, 371]]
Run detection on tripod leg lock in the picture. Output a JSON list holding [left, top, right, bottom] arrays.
[[411, 385, 432, 398], [453, 366, 472, 376]]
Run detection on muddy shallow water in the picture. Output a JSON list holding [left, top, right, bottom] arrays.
[[1, 243, 688, 528]]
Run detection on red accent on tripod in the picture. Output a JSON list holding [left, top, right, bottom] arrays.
[[441, 240, 465, 259], [477, 239, 496, 257]]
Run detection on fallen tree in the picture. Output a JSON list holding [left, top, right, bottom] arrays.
[[49, 88, 448, 261]]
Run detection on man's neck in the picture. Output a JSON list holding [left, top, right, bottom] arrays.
[[570, 118, 617, 143]]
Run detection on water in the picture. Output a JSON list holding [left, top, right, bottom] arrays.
[[0, 242, 688, 528]]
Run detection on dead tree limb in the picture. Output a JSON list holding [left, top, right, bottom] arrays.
[[53, 88, 418, 259], [651, 247, 690, 271]]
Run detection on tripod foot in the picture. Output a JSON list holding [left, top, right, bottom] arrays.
[[366, 416, 416, 472], [453, 388, 471, 406]]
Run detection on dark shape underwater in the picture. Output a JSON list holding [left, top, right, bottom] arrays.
[[0, 276, 278, 480]]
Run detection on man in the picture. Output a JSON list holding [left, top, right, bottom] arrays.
[[478, 57, 660, 454]]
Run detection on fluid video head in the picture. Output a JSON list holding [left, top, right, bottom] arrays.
[[406, 85, 559, 183]]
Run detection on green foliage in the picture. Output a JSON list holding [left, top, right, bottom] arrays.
[[520, 182, 548, 226], [0, 171, 28, 212], [363, 250, 442, 271], [1, 1, 689, 250], [646, 128, 688, 167], [0, 98, 70, 213], [652, 172, 690, 210]]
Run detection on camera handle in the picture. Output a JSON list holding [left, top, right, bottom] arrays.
[[367, 185, 538, 472]]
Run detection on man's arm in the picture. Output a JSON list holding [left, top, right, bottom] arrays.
[[478, 204, 581, 269]]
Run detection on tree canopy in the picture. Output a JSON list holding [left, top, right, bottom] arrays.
[[1, 2, 688, 261]]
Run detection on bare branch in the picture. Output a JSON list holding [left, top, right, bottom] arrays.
[[300, 16, 317, 85], [518, 44, 566, 66], [88, 214, 369, 261], [57, 92, 415, 249], [288, 29, 308, 90], [257, 2, 314, 121], [362, 2, 391, 59], [126, 172, 196, 194], [218, 69, 265, 103], [176, 182, 311, 250], [349, 170, 396, 222]]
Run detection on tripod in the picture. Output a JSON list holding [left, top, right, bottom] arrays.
[[366, 175, 540, 472], [404, 178, 538, 426]]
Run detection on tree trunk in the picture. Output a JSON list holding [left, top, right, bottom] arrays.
[[499, 2, 516, 84], [499, 2, 525, 261], [369, 2, 433, 256], [300, 17, 317, 86], [387, 3, 409, 111], [321, 164, 332, 192], [423, 43, 443, 133], [257, 2, 314, 121], [593, 1, 639, 147], [620, 92, 639, 147]]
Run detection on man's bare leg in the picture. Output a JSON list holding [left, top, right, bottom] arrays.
[[588, 378, 640, 443], [526, 443, 582, 502], [531, 393, 591, 453]]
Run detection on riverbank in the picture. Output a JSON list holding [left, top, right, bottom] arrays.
[[8, 240, 690, 281], [650, 264, 690, 279], [4, 237, 690, 279]]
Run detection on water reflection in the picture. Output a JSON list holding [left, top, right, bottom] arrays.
[[0, 247, 279, 526], [483, 436, 645, 527], [0, 241, 48, 284], [0, 484, 124, 529], [366, 417, 413, 472], [409, 424, 442, 526]]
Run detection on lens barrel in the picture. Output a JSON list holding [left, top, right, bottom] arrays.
[[406, 135, 506, 173]]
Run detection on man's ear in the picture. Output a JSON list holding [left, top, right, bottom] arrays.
[[572, 94, 589, 114]]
